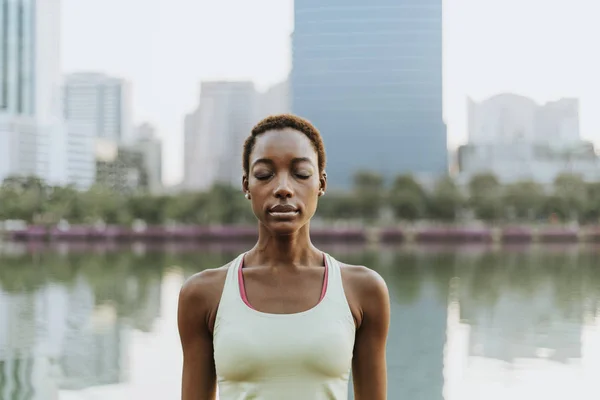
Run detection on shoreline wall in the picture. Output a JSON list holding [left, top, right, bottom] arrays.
[[3, 224, 600, 244]]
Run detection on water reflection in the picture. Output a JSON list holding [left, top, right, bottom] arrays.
[[0, 243, 599, 399]]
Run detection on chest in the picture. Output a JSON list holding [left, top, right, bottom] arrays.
[[241, 267, 327, 314], [214, 308, 355, 382]]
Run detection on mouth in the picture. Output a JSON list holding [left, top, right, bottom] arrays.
[[268, 205, 299, 218]]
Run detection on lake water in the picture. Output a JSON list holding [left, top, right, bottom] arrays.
[[1, 242, 600, 399]]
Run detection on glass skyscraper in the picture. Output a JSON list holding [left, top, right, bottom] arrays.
[[0, 0, 65, 185], [0, 0, 36, 116], [292, 1, 448, 188]]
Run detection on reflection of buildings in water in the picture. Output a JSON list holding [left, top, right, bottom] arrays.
[[460, 281, 583, 364], [581, 313, 600, 396], [0, 274, 129, 397], [0, 356, 60, 400], [57, 276, 126, 390], [0, 288, 62, 399], [0, 291, 40, 360], [385, 280, 448, 400], [130, 276, 162, 333], [59, 308, 125, 390], [443, 276, 600, 400]]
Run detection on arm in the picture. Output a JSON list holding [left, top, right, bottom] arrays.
[[178, 275, 218, 400], [351, 269, 391, 400]]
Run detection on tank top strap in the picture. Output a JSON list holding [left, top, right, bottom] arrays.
[[323, 253, 350, 308], [218, 253, 245, 310]]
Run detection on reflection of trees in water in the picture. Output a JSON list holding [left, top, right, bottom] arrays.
[[449, 247, 600, 365], [453, 247, 600, 320], [328, 247, 453, 400], [78, 253, 164, 327], [0, 254, 60, 293], [0, 252, 164, 324], [172, 251, 240, 278], [328, 246, 600, 393], [3, 246, 600, 397], [324, 246, 457, 304], [3, 246, 600, 324], [0, 248, 255, 336], [0, 250, 172, 396]]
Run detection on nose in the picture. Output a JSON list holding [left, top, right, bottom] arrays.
[[274, 174, 293, 199]]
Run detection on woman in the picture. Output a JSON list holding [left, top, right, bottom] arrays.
[[178, 114, 390, 400]]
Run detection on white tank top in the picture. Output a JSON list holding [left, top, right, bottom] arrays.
[[213, 253, 356, 400]]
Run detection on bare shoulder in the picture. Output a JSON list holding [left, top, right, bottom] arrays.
[[339, 262, 390, 329], [339, 262, 388, 298], [179, 263, 231, 303], [178, 261, 235, 332]]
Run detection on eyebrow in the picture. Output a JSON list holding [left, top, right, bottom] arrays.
[[251, 157, 314, 167]]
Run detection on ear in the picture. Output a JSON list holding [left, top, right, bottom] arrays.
[[242, 175, 249, 195], [319, 171, 327, 195]]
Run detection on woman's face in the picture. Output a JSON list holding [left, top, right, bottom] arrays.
[[243, 129, 326, 235]]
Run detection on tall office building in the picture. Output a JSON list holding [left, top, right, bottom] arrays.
[[184, 81, 258, 191], [0, 0, 64, 184], [61, 121, 96, 189], [134, 123, 163, 194], [257, 79, 290, 120], [457, 94, 600, 185], [292, 1, 448, 188], [63, 73, 133, 143], [95, 138, 148, 193]]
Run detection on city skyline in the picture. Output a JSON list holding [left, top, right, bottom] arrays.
[[61, 0, 600, 186]]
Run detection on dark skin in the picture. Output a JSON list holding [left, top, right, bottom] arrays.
[[178, 129, 391, 400]]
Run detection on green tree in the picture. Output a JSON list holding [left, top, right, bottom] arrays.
[[503, 180, 545, 221], [551, 173, 587, 221], [0, 175, 48, 222], [316, 192, 360, 220], [352, 170, 385, 222], [468, 173, 500, 195], [46, 185, 86, 224], [389, 174, 426, 221], [468, 173, 504, 222], [164, 192, 209, 224], [80, 184, 130, 224], [540, 195, 570, 221], [427, 176, 464, 221], [582, 182, 600, 224], [0, 184, 22, 220], [127, 194, 170, 224], [203, 184, 254, 224]]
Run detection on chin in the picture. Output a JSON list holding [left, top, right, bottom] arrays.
[[259, 217, 308, 236], [265, 221, 303, 236]]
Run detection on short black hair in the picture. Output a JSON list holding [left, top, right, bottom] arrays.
[[243, 114, 326, 176]]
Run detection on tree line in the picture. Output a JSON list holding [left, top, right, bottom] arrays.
[[3, 247, 600, 314], [1, 172, 600, 226]]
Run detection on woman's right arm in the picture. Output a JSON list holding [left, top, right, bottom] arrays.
[[178, 273, 219, 400]]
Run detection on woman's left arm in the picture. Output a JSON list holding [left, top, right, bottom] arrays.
[[351, 268, 391, 400]]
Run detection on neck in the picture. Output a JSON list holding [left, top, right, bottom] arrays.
[[247, 223, 322, 268]]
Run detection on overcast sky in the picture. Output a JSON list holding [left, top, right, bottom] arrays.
[[62, 0, 600, 185]]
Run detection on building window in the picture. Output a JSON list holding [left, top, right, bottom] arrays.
[[29, 0, 35, 114], [1, 0, 9, 109], [16, 0, 25, 114]]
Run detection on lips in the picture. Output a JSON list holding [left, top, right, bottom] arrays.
[[268, 204, 299, 218], [269, 204, 298, 213]]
